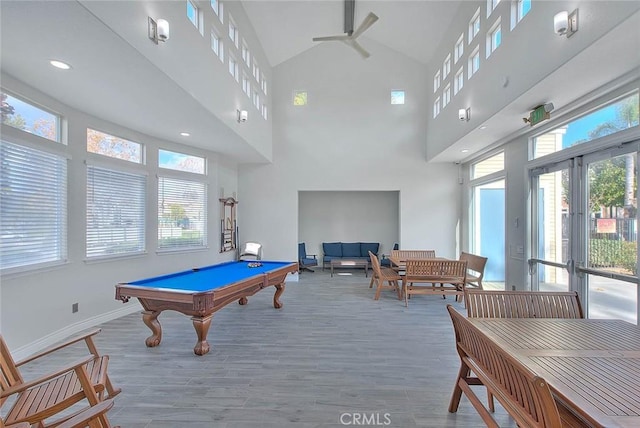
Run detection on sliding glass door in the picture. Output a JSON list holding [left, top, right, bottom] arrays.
[[530, 162, 572, 292], [530, 144, 639, 324]]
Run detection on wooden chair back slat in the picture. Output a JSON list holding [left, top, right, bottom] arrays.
[[390, 250, 436, 261], [465, 290, 584, 319], [447, 305, 563, 427]]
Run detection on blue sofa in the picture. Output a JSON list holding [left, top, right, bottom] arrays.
[[322, 242, 379, 270]]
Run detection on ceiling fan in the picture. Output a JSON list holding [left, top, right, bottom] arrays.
[[312, 0, 379, 59]]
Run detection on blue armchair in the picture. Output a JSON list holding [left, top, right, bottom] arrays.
[[298, 243, 318, 272], [380, 243, 399, 267]]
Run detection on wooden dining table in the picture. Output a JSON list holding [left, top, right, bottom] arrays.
[[468, 318, 640, 428]]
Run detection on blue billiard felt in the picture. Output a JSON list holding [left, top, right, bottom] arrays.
[[128, 261, 291, 292]]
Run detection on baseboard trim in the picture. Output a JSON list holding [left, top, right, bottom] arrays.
[[12, 304, 140, 361]]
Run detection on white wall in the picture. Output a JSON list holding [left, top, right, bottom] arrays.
[[79, 0, 273, 160], [0, 74, 239, 355], [298, 191, 399, 261], [238, 40, 460, 267], [425, 0, 640, 160]]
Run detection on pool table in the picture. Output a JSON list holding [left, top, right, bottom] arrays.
[[115, 260, 298, 355]]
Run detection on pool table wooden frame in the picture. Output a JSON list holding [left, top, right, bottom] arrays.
[[115, 261, 298, 356]]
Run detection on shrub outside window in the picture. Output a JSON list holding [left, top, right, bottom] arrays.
[[158, 177, 207, 251]]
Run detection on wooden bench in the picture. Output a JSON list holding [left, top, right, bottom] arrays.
[[465, 290, 584, 319], [403, 259, 467, 307], [447, 305, 563, 428]]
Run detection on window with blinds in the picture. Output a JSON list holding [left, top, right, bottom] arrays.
[[0, 141, 67, 271], [86, 166, 146, 258], [158, 177, 206, 250]]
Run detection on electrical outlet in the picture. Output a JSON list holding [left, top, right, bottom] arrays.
[[72, 303, 79, 313]]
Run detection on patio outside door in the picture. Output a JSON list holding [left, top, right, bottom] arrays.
[[582, 148, 638, 323]]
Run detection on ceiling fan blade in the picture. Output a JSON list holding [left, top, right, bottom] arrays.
[[351, 12, 378, 39], [344, 39, 371, 59], [312, 34, 350, 42]]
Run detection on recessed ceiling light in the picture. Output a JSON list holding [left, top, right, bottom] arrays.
[[461, 149, 469, 153], [479, 125, 488, 130], [180, 132, 190, 137], [49, 60, 71, 70]]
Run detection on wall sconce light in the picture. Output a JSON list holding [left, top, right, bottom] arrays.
[[458, 108, 470, 122], [237, 109, 248, 123], [554, 9, 578, 37], [148, 17, 170, 44]]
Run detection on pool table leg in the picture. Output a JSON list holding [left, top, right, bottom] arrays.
[[142, 310, 162, 347], [192, 315, 213, 356], [273, 283, 285, 309]]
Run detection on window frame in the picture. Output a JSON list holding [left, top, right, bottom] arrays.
[[186, 0, 203, 34], [454, 68, 464, 95], [1, 90, 62, 143], [228, 54, 239, 82], [454, 34, 464, 64], [443, 54, 452, 79], [487, 19, 502, 58], [468, 46, 480, 79], [469, 8, 481, 43], [228, 14, 239, 48], [442, 84, 451, 108]]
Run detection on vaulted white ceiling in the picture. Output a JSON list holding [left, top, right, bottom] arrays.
[[241, 0, 462, 67]]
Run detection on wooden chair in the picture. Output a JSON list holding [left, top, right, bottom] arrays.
[[403, 259, 466, 307], [447, 305, 563, 428], [465, 290, 584, 319], [368, 251, 402, 301], [1, 329, 120, 427], [54, 399, 119, 428], [459, 252, 488, 290]]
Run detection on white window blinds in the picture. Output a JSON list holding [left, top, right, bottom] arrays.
[[0, 141, 68, 271], [86, 166, 146, 258], [158, 177, 206, 250]]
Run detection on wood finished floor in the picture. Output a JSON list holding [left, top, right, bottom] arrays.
[[16, 269, 518, 427]]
